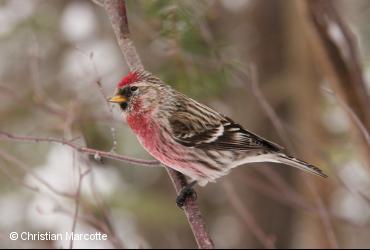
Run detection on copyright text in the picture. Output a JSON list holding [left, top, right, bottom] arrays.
[[9, 231, 108, 241]]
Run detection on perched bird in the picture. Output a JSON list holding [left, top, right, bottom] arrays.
[[109, 70, 327, 206]]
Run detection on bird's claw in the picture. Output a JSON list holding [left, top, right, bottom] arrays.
[[176, 184, 197, 208], [176, 180, 198, 208]]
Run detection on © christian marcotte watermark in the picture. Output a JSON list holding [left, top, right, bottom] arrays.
[[9, 231, 108, 241]]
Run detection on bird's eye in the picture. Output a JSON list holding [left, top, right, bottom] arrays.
[[130, 86, 138, 92]]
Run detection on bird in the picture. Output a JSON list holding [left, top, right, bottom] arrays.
[[108, 70, 327, 206]]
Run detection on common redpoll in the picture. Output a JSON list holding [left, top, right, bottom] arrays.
[[109, 70, 327, 206]]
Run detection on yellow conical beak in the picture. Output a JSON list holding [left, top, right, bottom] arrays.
[[108, 95, 127, 103]]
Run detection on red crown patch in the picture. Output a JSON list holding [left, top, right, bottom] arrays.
[[117, 71, 140, 88]]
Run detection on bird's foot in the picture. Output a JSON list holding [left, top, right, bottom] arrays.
[[176, 181, 197, 208]]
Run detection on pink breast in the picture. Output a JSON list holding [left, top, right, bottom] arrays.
[[127, 113, 156, 145], [126, 113, 206, 179], [127, 114, 177, 163]]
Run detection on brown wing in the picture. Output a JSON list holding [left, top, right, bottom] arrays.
[[168, 99, 283, 152]]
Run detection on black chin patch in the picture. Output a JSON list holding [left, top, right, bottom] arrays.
[[120, 102, 128, 110]]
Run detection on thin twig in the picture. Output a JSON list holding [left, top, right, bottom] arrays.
[[0, 158, 40, 192], [321, 86, 370, 146], [233, 64, 295, 154], [69, 166, 91, 249], [0, 130, 159, 167], [74, 47, 119, 152], [69, 151, 78, 250], [0, 149, 75, 198], [222, 181, 276, 249], [87, 164, 125, 248], [307, 181, 339, 249], [237, 172, 370, 229], [0, 147, 124, 247]]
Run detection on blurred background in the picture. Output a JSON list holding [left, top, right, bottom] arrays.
[[0, 0, 369, 248]]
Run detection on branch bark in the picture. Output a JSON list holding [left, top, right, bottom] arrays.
[[104, 0, 143, 71], [103, 0, 214, 248]]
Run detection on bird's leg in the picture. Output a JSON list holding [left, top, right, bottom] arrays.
[[176, 180, 198, 208]]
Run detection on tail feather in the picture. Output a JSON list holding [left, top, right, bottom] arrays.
[[274, 153, 328, 178]]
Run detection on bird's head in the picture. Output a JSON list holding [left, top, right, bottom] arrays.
[[108, 71, 161, 115]]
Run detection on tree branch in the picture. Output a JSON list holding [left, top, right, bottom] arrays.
[[102, 0, 214, 248], [0, 130, 159, 167], [104, 0, 143, 71], [166, 168, 214, 249]]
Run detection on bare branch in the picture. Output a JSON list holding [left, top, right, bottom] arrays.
[[0, 130, 159, 167], [104, 0, 143, 71], [69, 152, 91, 249]]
